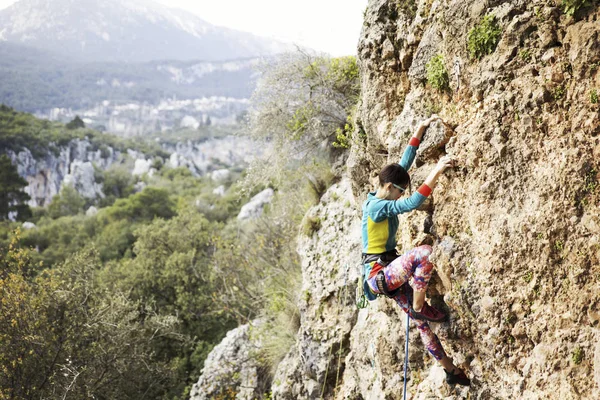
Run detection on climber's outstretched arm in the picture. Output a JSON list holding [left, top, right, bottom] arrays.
[[423, 155, 454, 190], [399, 115, 442, 170], [413, 115, 440, 141]]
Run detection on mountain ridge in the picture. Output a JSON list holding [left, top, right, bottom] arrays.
[[0, 0, 293, 62]]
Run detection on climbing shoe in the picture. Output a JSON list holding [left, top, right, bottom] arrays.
[[409, 302, 447, 322], [444, 368, 471, 386]]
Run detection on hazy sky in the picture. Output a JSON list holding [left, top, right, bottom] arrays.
[[0, 0, 368, 56]]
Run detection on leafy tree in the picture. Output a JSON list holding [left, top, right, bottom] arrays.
[[105, 186, 176, 223], [47, 184, 85, 219], [100, 208, 235, 397], [65, 115, 85, 130], [0, 154, 31, 221], [0, 232, 178, 399], [100, 164, 135, 207], [244, 51, 359, 193], [248, 51, 359, 152]]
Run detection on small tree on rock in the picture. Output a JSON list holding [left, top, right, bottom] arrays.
[[66, 115, 85, 130], [0, 154, 31, 221]]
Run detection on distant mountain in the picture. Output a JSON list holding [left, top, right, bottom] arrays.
[[0, 0, 292, 63], [0, 42, 260, 112]]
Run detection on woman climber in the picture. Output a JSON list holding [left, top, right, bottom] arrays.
[[361, 116, 470, 386]]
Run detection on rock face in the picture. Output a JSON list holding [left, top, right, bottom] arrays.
[[132, 158, 153, 176], [7, 135, 266, 208], [190, 322, 269, 400], [271, 179, 361, 399], [63, 160, 105, 199], [284, 0, 600, 398], [164, 136, 266, 177], [196, 1, 600, 399], [237, 188, 275, 220], [7, 139, 123, 207]]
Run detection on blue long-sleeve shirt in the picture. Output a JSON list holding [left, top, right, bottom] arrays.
[[361, 138, 431, 254]]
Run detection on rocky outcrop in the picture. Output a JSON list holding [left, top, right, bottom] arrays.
[[292, 0, 600, 398], [7, 139, 124, 207], [271, 179, 361, 399], [190, 322, 269, 400], [7, 135, 267, 208], [191, 1, 600, 398], [164, 136, 267, 177], [237, 188, 275, 220]]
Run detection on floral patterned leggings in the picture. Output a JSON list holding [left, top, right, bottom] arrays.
[[366, 245, 446, 360]]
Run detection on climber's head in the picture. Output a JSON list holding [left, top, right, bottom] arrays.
[[379, 164, 411, 200]]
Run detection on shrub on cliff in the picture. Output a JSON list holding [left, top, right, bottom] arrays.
[[426, 54, 450, 91], [561, 0, 591, 15], [248, 51, 359, 154], [396, 0, 417, 19], [467, 14, 502, 60]]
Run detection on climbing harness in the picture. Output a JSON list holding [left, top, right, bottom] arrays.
[[374, 269, 402, 297], [356, 251, 402, 308]]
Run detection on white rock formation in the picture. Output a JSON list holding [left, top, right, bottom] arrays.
[[63, 161, 104, 199], [22, 222, 36, 230], [237, 188, 274, 220], [162, 137, 268, 177], [8, 139, 122, 207], [190, 322, 268, 400], [210, 169, 230, 183], [132, 158, 152, 176], [180, 115, 200, 129], [213, 185, 226, 196]]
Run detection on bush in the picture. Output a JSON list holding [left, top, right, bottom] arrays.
[[47, 185, 86, 219], [590, 89, 598, 104], [426, 54, 450, 91], [552, 85, 566, 101], [105, 187, 176, 223], [572, 347, 584, 364], [65, 115, 85, 130], [100, 164, 135, 206], [468, 14, 502, 60], [302, 216, 322, 236], [249, 51, 359, 153], [0, 234, 176, 399], [396, 0, 417, 19], [562, 0, 588, 15], [254, 272, 302, 371]]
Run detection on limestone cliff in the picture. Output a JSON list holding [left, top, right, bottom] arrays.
[[8, 136, 264, 208], [7, 139, 127, 207], [194, 0, 600, 398]]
